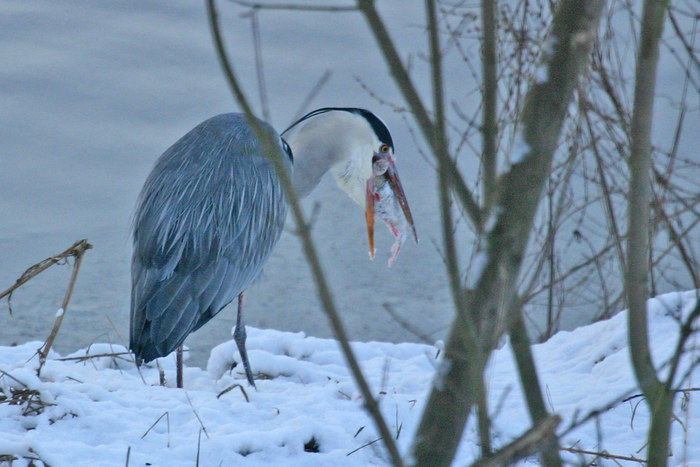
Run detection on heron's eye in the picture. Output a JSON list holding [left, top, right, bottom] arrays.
[[281, 138, 293, 162], [379, 144, 391, 154]]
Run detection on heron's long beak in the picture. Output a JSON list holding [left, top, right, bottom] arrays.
[[365, 154, 418, 261], [384, 156, 418, 242], [365, 178, 376, 259]]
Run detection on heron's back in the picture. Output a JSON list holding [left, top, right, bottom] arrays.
[[130, 113, 290, 362]]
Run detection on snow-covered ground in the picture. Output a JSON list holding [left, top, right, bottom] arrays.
[[0, 291, 698, 466]]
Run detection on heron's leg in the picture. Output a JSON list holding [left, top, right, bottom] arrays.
[[176, 344, 183, 388], [234, 292, 256, 388]]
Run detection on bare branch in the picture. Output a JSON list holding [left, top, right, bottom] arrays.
[[229, 0, 356, 12], [508, 301, 562, 467], [409, 1, 605, 465], [250, 10, 270, 122], [667, 9, 700, 77], [625, 0, 674, 465], [480, 0, 498, 212], [470, 415, 561, 467]]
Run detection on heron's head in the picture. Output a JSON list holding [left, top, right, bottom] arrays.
[[283, 107, 417, 264]]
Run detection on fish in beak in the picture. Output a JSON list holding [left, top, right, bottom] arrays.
[[365, 152, 418, 266]]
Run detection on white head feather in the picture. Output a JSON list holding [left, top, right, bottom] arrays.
[[283, 109, 391, 207]]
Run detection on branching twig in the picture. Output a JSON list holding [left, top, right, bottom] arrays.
[[622, 386, 700, 403]]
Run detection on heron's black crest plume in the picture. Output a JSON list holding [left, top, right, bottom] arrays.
[[283, 107, 394, 151]]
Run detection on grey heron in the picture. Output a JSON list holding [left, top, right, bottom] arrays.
[[130, 108, 417, 388]]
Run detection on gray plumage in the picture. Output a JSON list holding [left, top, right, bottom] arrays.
[[130, 108, 414, 388], [130, 113, 291, 363]]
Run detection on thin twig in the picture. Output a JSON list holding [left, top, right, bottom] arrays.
[[196, 428, 202, 467], [229, 0, 356, 12], [250, 10, 270, 122], [665, 302, 700, 394], [381, 302, 435, 344], [582, 97, 627, 288], [291, 70, 332, 123], [480, 0, 498, 212], [667, 9, 700, 75], [560, 446, 645, 463], [622, 386, 700, 403]]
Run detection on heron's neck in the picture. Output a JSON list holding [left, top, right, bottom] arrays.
[[287, 111, 374, 206]]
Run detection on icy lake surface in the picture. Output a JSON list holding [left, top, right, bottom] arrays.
[[1, 1, 697, 368], [1, 1, 451, 367]]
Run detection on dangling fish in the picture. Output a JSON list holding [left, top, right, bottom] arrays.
[[365, 151, 418, 266]]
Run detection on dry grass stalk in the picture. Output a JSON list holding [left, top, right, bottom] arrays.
[[0, 239, 92, 314], [216, 383, 250, 402], [0, 369, 54, 417], [346, 437, 382, 457], [35, 240, 92, 373], [56, 351, 132, 363], [141, 411, 171, 447], [0, 239, 92, 378]]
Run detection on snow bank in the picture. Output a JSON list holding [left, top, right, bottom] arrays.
[[0, 291, 698, 465]]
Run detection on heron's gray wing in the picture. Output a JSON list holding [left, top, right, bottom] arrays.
[[130, 114, 289, 362]]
